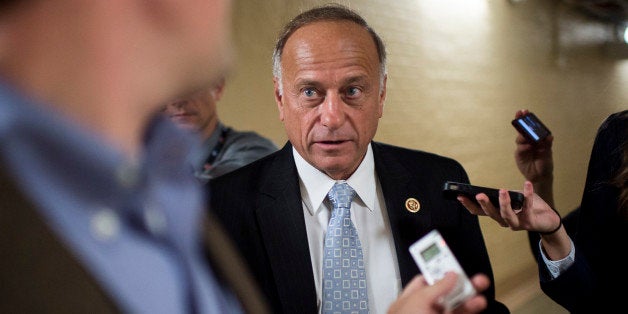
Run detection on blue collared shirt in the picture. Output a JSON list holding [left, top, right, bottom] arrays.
[[0, 81, 242, 314]]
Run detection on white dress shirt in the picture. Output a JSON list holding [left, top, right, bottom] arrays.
[[294, 144, 401, 314]]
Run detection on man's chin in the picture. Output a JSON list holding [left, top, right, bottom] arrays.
[[311, 157, 358, 179], [172, 121, 198, 132], [170, 116, 194, 125]]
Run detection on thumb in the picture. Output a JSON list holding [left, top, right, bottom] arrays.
[[428, 272, 459, 299]]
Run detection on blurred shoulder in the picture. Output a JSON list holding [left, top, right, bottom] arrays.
[[225, 128, 277, 149]]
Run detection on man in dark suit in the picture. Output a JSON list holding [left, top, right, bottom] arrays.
[[209, 4, 508, 314]]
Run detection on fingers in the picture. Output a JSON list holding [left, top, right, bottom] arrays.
[[458, 193, 509, 227], [398, 274, 428, 298], [449, 274, 489, 314], [474, 194, 508, 227], [514, 109, 528, 119], [514, 133, 529, 145], [393, 273, 489, 314], [497, 189, 521, 228], [457, 196, 485, 216], [404, 273, 459, 306], [514, 110, 530, 144], [431, 272, 458, 294], [469, 273, 490, 293], [523, 181, 534, 199], [453, 294, 488, 314], [388, 274, 457, 314]]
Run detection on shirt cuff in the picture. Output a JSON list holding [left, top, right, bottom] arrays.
[[539, 238, 575, 279]]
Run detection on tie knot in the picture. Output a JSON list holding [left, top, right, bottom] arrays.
[[327, 182, 356, 209]]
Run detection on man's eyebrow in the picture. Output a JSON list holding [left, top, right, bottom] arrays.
[[292, 74, 370, 89], [294, 79, 319, 87], [343, 75, 369, 85]]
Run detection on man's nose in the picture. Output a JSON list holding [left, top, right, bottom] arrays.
[[320, 93, 345, 129], [172, 100, 187, 108]]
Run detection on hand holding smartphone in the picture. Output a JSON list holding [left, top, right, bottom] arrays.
[[443, 181, 524, 209]]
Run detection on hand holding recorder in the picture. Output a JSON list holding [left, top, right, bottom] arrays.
[[387, 272, 490, 314], [391, 230, 491, 314]]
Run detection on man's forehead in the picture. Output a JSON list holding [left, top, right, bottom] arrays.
[[282, 21, 378, 71], [287, 20, 371, 45]]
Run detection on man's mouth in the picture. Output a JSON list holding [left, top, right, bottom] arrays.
[[315, 140, 350, 149]]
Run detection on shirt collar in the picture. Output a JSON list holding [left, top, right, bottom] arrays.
[[0, 80, 201, 218], [190, 121, 224, 169], [294, 143, 377, 216]]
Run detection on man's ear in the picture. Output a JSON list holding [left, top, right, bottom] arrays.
[[378, 74, 387, 118], [212, 77, 226, 101], [273, 77, 285, 121]]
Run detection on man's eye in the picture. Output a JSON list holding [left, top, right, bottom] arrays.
[[303, 88, 317, 97], [347, 87, 361, 97]]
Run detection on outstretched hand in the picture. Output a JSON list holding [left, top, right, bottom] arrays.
[[458, 181, 560, 234], [387, 272, 489, 314]]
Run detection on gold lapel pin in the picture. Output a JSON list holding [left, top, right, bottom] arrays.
[[405, 198, 420, 213]]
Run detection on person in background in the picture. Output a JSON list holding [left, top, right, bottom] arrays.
[[209, 3, 508, 313], [162, 77, 278, 182], [459, 109, 628, 312], [0, 0, 268, 313]]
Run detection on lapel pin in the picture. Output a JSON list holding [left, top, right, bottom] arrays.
[[405, 198, 420, 213]]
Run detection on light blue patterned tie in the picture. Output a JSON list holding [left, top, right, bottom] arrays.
[[322, 182, 369, 314]]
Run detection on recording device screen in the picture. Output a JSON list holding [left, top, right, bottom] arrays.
[[421, 243, 441, 262], [511, 112, 551, 142]]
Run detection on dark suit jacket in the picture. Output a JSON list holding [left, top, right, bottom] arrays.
[[0, 167, 268, 314], [538, 110, 628, 313], [209, 141, 509, 313]]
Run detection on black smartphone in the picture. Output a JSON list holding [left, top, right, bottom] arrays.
[[442, 181, 524, 209], [511, 112, 551, 142]]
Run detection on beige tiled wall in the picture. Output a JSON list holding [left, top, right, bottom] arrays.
[[219, 0, 627, 312]]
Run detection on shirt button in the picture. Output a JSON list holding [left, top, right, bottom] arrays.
[[116, 162, 140, 189], [91, 207, 120, 241], [143, 205, 168, 237]]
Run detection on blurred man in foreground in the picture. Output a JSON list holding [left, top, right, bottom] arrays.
[[0, 1, 267, 312]]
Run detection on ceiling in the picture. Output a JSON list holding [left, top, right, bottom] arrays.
[[566, 0, 628, 24]]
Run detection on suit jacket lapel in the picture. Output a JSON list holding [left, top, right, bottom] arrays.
[[372, 142, 433, 287], [256, 144, 318, 313]]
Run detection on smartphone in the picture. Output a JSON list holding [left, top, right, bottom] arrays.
[[511, 112, 551, 142], [409, 230, 476, 311], [443, 181, 525, 209]]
